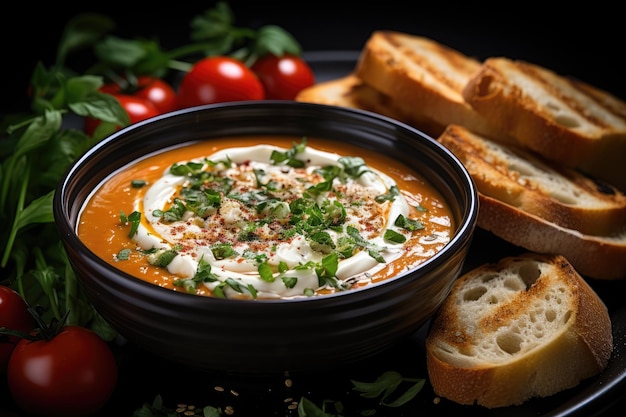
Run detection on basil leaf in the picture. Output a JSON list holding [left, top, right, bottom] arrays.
[[384, 229, 406, 244]]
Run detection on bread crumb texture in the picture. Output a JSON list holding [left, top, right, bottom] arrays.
[[426, 253, 613, 408]]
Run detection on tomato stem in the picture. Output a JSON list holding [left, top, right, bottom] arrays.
[[30, 306, 70, 341], [167, 59, 193, 73]]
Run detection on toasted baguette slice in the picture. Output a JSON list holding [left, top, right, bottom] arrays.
[[295, 74, 445, 137], [476, 193, 626, 280], [570, 78, 626, 121], [438, 124, 626, 279], [426, 253, 613, 408], [461, 57, 626, 191], [295, 74, 365, 108], [437, 124, 626, 236], [354, 30, 510, 141]]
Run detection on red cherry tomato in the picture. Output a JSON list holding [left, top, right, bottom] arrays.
[[251, 54, 315, 100], [175, 56, 265, 109], [8, 325, 118, 417], [0, 286, 35, 374], [100, 76, 176, 114], [84, 94, 160, 136], [115, 94, 161, 122], [134, 77, 177, 113]]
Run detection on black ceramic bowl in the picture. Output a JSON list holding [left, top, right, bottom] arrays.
[[54, 101, 478, 374]]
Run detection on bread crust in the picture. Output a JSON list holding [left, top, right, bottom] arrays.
[[462, 57, 626, 191], [438, 124, 626, 237], [295, 74, 445, 137], [426, 253, 613, 407], [295, 73, 363, 107], [477, 194, 626, 280], [355, 31, 510, 140]]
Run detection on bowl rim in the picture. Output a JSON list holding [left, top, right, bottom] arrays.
[[54, 100, 479, 304]]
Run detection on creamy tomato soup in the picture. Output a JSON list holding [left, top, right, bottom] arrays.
[[78, 136, 455, 299]]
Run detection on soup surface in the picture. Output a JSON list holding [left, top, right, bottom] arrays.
[[78, 136, 455, 299]]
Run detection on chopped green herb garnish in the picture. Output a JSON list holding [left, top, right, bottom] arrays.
[[210, 242, 237, 259], [258, 262, 275, 282], [346, 226, 385, 263], [375, 185, 400, 203], [394, 214, 424, 231], [131, 179, 147, 188], [123, 210, 141, 238], [338, 156, 370, 179], [384, 229, 406, 244], [270, 138, 307, 167], [150, 249, 178, 267], [282, 276, 298, 288], [116, 248, 131, 261]]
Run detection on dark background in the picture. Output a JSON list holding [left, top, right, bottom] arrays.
[[1, 2, 624, 416], [2, 1, 624, 115]]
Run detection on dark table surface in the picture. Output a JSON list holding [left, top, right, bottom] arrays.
[[2, 1, 624, 416]]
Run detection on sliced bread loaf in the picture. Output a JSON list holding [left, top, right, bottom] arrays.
[[475, 193, 626, 280], [437, 124, 626, 279], [295, 74, 445, 137], [354, 30, 510, 141], [295, 73, 364, 108], [437, 124, 626, 237], [462, 57, 626, 191], [425, 252, 613, 408]]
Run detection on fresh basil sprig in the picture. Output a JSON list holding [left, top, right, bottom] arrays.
[[84, 1, 304, 79]]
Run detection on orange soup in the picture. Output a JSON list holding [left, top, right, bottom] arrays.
[[78, 136, 455, 299]]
